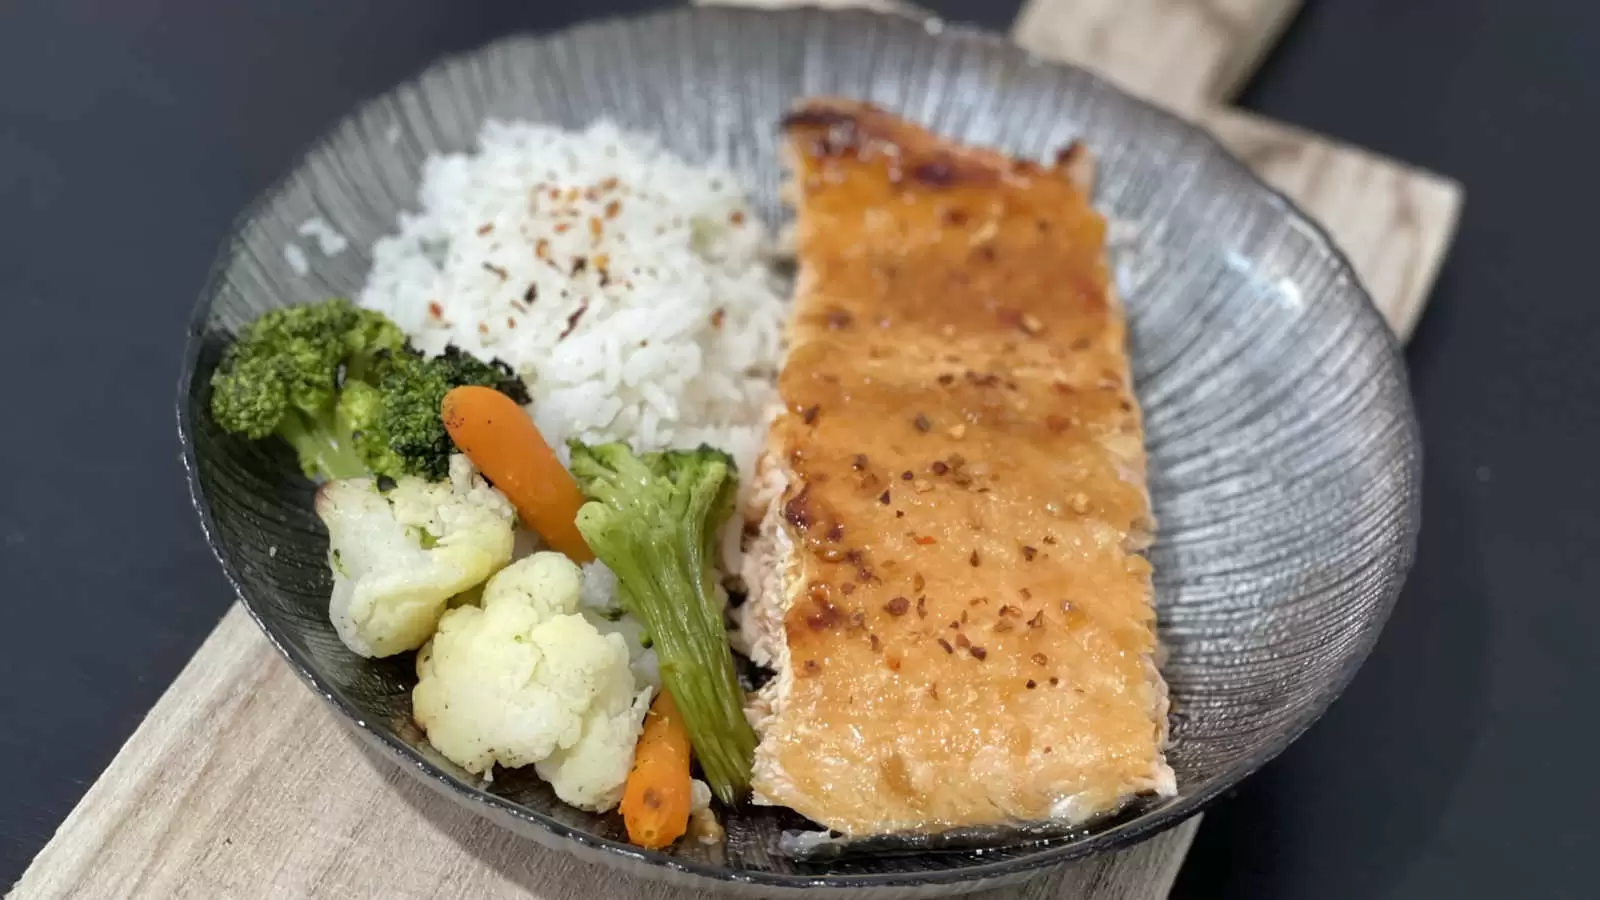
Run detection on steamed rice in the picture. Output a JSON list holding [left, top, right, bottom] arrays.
[[358, 119, 787, 479]]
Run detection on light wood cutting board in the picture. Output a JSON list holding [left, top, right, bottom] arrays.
[[10, 2, 1461, 898]]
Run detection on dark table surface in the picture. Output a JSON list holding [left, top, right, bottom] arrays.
[[3, 0, 1596, 897]]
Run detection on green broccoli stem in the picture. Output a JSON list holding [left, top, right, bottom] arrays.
[[279, 407, 367, 481], [572, 445, 756, 803], [610, 536, 755, 804]]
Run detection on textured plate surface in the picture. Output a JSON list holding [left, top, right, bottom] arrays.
[[177, 6, 1419, 897]]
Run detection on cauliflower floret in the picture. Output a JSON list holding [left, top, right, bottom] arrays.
[[413, 552, 651, 811], [316, 454, 515, 658]]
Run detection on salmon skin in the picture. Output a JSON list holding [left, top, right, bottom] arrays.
[[739, 99, 1174, 838]]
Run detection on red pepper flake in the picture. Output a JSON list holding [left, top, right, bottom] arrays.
[[1031, 652, 1049, 666], [802, 404, 820, 425], [1025, 679, 1037, 689], [936, 638, 954, 654], [969, 550, 981, 567], [589, 216, 603, 239], [841, 582, 855, 595], [824, 522, 843, 542], [1071, 336, 1092, 351], [916, 596, 927, 617], [1046, 415, 1072, 434], [928, 682, 940, 700], [901, 471, 914, 481], [553, 222, 571, 234], [938, 373, 955, 386], [949, 620, 959, 630], [954, 632, 970, 649], [887, 655, 902, 672], [1019, 587, 1032, 600], [535, 238, 551, 259], [884, 596, 910, 616], [1022, 546, 1037, 561], [912, 572, 925, 592], [427, 301, 443, 320], [709, 308, 725, 329], [482, 262, 507, 280], [523, 284, 538, 304], [477, 322, 489, 336], [825, 307, 852, 329], [878, 489, 891, 505], [570, 256, 588, 276], [914, 535, 937, 546], [558, 299, 590, 340], [869, 633, 881, 651], [895, 510, 905, 518], [941, 207, 969, 226], [604, 199, 622, 219], [1043, 535, 1058, 545], [1049, 676, 1060, 686], [1028, 610, 1046, 629], [506, 318, 517, 329], [729, 210, 746, 226], [998, 604, 1018, 618], [931, 461, 949, 475], [1053, 380, 1076, 394], [800, 659, 822, 676], [913, 413, 932, 432], [969, 645, 987, 660], [599, 176, 618, 191], [476, 223, 493, 235]]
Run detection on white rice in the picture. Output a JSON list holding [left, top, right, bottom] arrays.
[[298, 216, 349, 256], [357, 119, 787, 482]]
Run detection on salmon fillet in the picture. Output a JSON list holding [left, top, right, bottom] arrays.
[[739, 99, 1174, 837]]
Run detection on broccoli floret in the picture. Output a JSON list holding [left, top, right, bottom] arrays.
[[336, 380, 405, 480], [209, 299, 404, 481], [568, 441, 756, 804], [369, 346, 532, 482], [209, 298, 528, 483]]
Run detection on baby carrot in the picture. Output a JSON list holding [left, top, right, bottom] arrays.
[[439, 385, 593, 563], [619, 690, 693, 850]]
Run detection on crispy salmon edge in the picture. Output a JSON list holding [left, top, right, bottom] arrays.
[[737, 99, 1176, 832]]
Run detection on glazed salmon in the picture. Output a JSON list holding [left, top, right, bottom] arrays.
[[738, 99, 1174, 836]]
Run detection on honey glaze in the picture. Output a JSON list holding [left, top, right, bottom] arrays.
[[753, 100, 1171, 836]]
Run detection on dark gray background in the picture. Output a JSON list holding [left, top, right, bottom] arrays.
[[2, 0, 1595, 896]]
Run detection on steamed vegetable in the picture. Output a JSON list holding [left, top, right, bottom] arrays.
[[568, 441, 756, 803], [210, 298, 529, 482], [441, 385, 593, 562], [413, 552, 651, 811], [373, 347, 531, 481], [316, 455, 516, 658], [210, 298, 405, 481], [619, 690, 693, 849]]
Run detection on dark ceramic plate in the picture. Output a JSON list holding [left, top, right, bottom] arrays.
[[178, 6, 1420, 897]]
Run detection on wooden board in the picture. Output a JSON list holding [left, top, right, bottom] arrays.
[[1014, 0, 1303, 115], [10, 2, 1462, 899]]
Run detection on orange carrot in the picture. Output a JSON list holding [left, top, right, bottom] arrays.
[[439, 385, 593, 563], [619, 690, 692, 850]]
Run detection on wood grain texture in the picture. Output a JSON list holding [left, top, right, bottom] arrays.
[[1012, 0, 1303, 114], [12, 2, 1459, 899], [9, 605, 1200, 900]]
